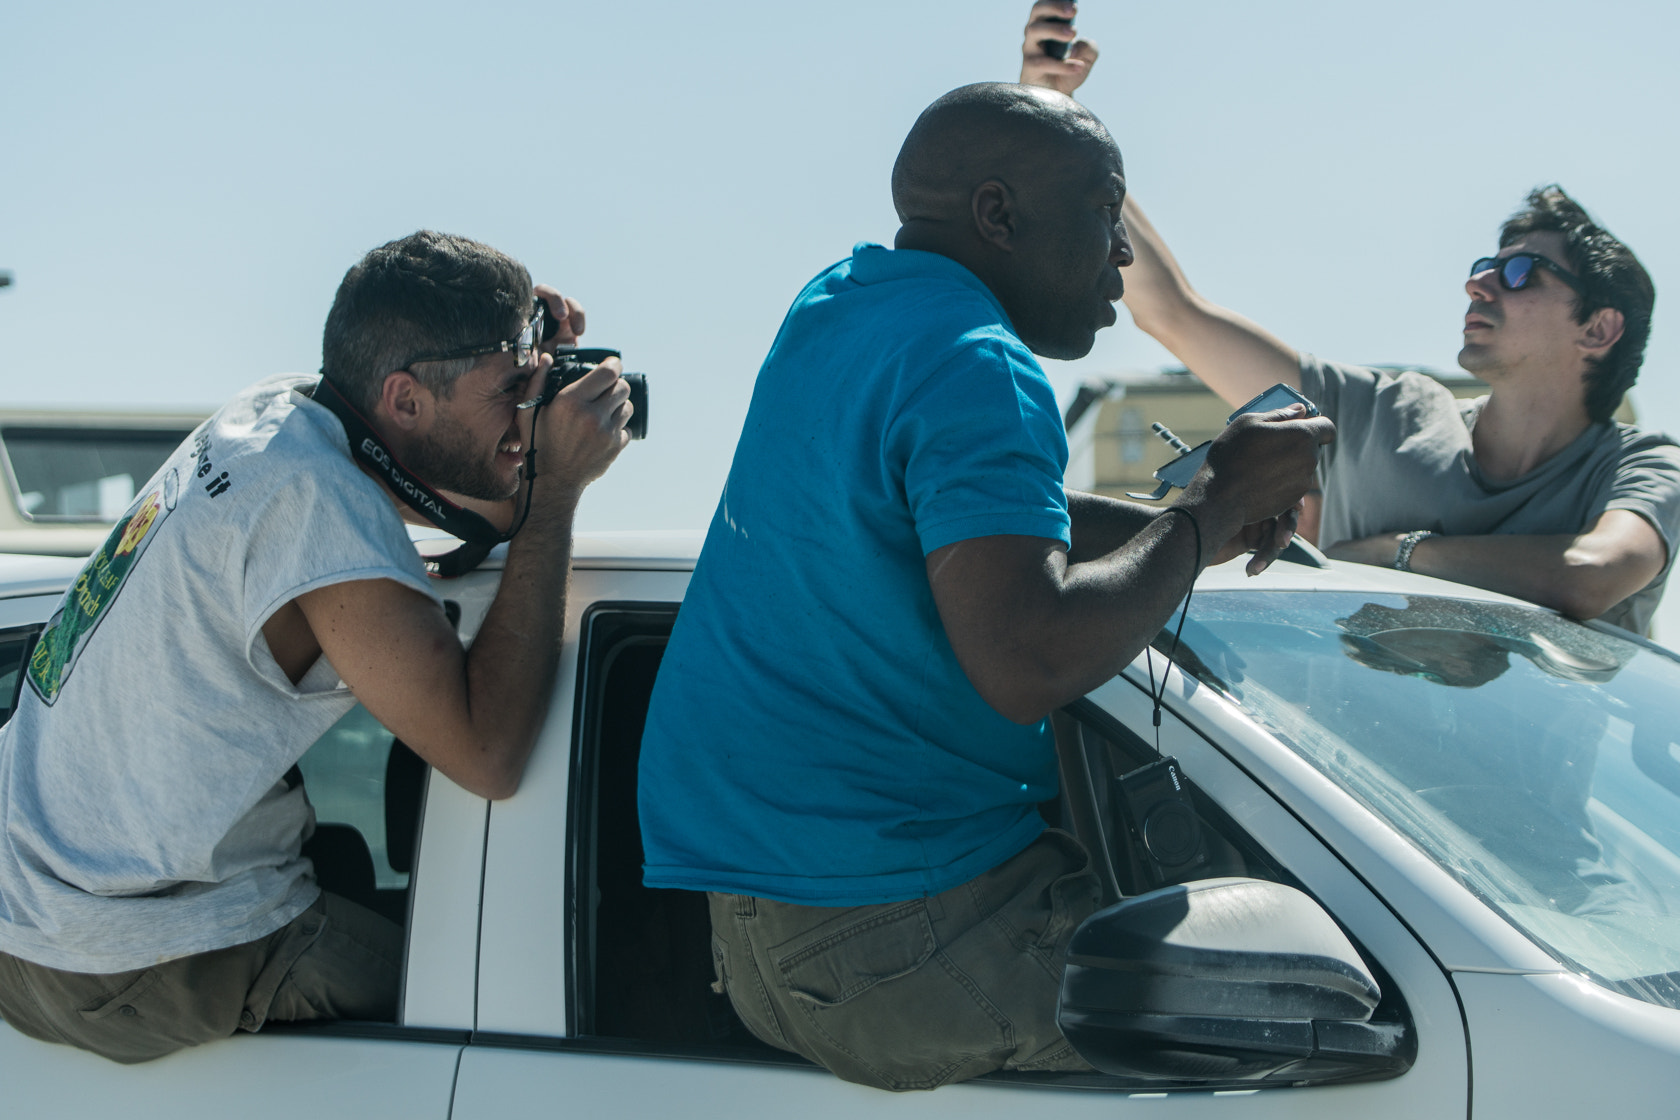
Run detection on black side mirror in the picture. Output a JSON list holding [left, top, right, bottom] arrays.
[[1058, 877, 1414, 1085]]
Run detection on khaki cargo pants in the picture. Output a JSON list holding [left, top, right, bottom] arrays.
[[0, 891, 401, 1064], [708, 829, 1102, 1091]]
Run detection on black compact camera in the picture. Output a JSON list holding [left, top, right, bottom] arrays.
[[526, 347, 649, 440], [1116, 756, 1207, 886]]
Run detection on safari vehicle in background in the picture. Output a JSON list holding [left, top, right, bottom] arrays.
[[3, 531, 1680, 1117], [0, 408, 207, 557]]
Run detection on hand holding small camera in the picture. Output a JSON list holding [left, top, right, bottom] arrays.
[[524, 354, 632, 507], [534, 285, 586, 353]]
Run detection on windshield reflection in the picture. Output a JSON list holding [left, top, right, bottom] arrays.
[[1167, 593, 1680, 1010]]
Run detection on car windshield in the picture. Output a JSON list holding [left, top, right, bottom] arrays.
[[1168, 591, 1680, 1011], [2, 426, 193, 521]]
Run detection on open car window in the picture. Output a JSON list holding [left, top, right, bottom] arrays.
[[566, 602, 1414, 1091]]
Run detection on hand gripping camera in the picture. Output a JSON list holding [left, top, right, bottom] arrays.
[[523, 347, 649, 440]]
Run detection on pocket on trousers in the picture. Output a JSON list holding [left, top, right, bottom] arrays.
[[77, 968, 162, 1023], [775, 901, 935, 1006], [709, 935, 729, 996], [773, 901, 1011, 1091]]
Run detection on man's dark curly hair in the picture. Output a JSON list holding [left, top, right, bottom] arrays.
[[1499, 186, 1654, 423], [321, 230, 532, 414]]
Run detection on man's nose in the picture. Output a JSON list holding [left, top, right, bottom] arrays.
[[1465, 264, 1499, 301], [1112, 225, 1135, 268]]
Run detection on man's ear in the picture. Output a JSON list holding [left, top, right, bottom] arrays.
[[1580, 306, 1626, 358], [971, 179, 1018, 251], [376, 369, 435, 434]]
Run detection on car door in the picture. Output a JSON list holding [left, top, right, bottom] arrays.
[[452, 577, 1469, 1118], [0, 576, 503, 1119]]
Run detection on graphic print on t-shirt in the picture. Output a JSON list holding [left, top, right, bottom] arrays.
[[27, 468, 180, 704]]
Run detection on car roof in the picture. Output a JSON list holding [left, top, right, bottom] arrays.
[[409, 528, 1548, 611], [0, 407, 210, 428], [15, 524, 1546, 615], [0, 552, 88, 599], [1195, 540, 1533, 609], [410, 527, 705, 573]]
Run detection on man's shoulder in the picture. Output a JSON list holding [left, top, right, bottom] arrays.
[[1315, 357, 1459, 397], [216, 376, 359, 476], [830, 244, 1017, 338], [1606, 420, 1680, 465], [202, 377, 397, 532], [1301, 354, 1467, 433]]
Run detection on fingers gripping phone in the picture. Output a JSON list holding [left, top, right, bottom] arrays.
[[1126, 383, 1319, 501], [1039, 15, 1073, 60]]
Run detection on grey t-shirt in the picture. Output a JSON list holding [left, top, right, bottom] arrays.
[[1301, 354, 1680, 634], [0, 375, 439, 973]]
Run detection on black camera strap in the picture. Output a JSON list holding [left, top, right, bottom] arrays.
[[310, 376, 510, 579]]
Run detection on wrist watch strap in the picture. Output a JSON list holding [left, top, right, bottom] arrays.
[[1393, 530, 1436, 572]]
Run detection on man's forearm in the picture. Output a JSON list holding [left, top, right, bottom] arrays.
[[1329, 519, 1663, 621], [1119, 197, 1301, 408], [1066, 489, 1163, 562], [1050, 507, 1226, 692], [456, 492, 581, 797], [934, 487, 1254, 723]]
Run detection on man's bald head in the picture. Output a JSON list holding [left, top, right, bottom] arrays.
[[890, 83, 1131, 361], [892, 82, 1116, 227]]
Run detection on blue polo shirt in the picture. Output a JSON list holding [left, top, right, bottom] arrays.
[[638, 244, 1070, 905]]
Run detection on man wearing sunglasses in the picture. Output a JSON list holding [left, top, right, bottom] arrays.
[[1111, 186, 1675, 633], [0, 231, 631, 1063], [1020, 11, 1676, 634]]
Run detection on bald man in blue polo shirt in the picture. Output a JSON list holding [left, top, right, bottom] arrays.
[[638, 83, 1332, 1091]]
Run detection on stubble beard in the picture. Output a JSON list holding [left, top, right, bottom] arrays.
[[1456, 337, 1505, 381], [408, 418, 522, 503]]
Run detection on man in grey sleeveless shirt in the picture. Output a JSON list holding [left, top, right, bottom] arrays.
[[0, 232, 633, 1062]]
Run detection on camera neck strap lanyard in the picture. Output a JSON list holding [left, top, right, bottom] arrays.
[[310, 375, 512, 579], [1145, 507, 1201, 751]]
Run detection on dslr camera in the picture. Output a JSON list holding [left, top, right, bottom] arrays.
[[525, 347, 649, 441]]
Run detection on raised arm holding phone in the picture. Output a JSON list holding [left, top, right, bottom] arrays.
[[1019, 4, 1680, 633]]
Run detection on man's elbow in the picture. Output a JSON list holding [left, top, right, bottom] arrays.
[[1539, 564, 1645, 621], [970, 666, 1073, 726], [988, 694, 1057, 726], [451, 748, 528, 801], [477, 771, 524, 802]]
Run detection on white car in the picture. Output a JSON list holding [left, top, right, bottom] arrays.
[[3, 534, 1680, 1118], [0, 409, 208, 557]]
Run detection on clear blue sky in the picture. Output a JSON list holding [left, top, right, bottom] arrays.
[[4, 1, 1678, 617]]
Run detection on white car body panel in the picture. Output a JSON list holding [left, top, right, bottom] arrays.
[[1456, 971, 1680, 1116], [0, 554, 85, 600], [7, 539, 1680, 1116], [399, 773, 487, 1032], [476, 567, 692, 1037], [0, 593, 66, 630], [3, 1032, 462, 1119]]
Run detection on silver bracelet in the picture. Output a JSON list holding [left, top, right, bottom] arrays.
[[1393, 530, 1436, 572]]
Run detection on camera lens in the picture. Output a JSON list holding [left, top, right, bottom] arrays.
[[543, 349, 647, 440], [624, 373, 648, 441]]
